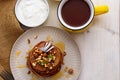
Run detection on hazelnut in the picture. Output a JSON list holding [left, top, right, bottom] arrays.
[[42, 53, 47, 57], [49, 66, 53, 69], [27, 71, 31, 74], [27, 39, 30, 44], [68, 68, 74, 74], [33, 53, 39, 58], [34, 35, 38, 39]]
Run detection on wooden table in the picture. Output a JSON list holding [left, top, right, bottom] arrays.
[[0, 0, 23, 79], [0, 0, 119, 80]]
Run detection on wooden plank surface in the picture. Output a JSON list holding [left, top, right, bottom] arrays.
[[0, 0, 23, 74]]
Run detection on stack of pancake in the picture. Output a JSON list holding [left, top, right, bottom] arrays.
[[27, 41, 63, 77]]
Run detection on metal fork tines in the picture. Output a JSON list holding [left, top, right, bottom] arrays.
[[0, 65, 14, 80], [40, 41, 54, 52]]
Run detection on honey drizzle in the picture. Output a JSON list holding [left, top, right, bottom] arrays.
[[16, 65, 26, 68], [29, 44, 33, 50], [65, 74, 71, 79], [31, 74, 39, 80], [54, 41, 65, 53], [50, 71, 64, 80], [15, 50, 21, 57], [46, 35, 52, 41]]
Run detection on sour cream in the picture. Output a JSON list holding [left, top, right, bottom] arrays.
[[15, 0, 49, 27]]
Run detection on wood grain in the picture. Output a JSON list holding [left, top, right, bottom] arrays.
[[0, 77, 2, 80], [0, 0, 24, 73]]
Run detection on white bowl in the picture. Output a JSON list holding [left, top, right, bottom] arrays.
[[15, 0, 49, 28]]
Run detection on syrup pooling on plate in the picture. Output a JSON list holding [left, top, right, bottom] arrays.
[[54, 41, 65, 53], [49, 71, 64, 80], [15, 50, 21, 57]]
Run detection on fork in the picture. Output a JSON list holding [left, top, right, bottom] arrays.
[[39, 41, 54, 52], [0, 64, 14, 80]]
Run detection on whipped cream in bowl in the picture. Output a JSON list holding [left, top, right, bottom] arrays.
[[15, 0, 49, 27]]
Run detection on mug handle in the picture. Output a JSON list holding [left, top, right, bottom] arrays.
[[94, 5, 109, 16]]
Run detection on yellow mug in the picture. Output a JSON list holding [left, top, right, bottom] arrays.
[[57, 0, 109, 33]]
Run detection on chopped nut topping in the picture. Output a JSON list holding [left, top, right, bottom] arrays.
[[36, 57, 41, 61], [42, 53, 47, 57], [32, 62, 36, 67], [48, 58, 52, 62], [27, 39, 30, 44], [34, 35, 38, 39], [68, 68, 74, 74], [53, 51, 56, 54], [38, 50, 42, 54], [38, 56, 42, 58], [53, 56, 56, 60], [33, 47, 57, 69], [33, 53, 39, 58], [49, 66, 53, 69], [35, 49, 39, 53], [44, 64, 48, 67], [42, 57, 48, 62], [52, 63, 55, 66], [40, 60, 43, 62]]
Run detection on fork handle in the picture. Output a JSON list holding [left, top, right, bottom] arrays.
[[0, 64, 14, 80]]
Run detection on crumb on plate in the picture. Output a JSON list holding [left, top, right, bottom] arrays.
[[27, 39, 31, 44], [68, 68, 74, 74], [27, 71, 31, 74]]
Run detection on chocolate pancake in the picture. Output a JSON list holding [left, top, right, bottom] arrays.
[[27, 41, 63, 77]]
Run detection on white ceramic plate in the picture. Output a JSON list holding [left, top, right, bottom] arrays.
[[10, 26, 81, 80]]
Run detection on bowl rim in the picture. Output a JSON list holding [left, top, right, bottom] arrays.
[[14, 0, 50, 28]]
